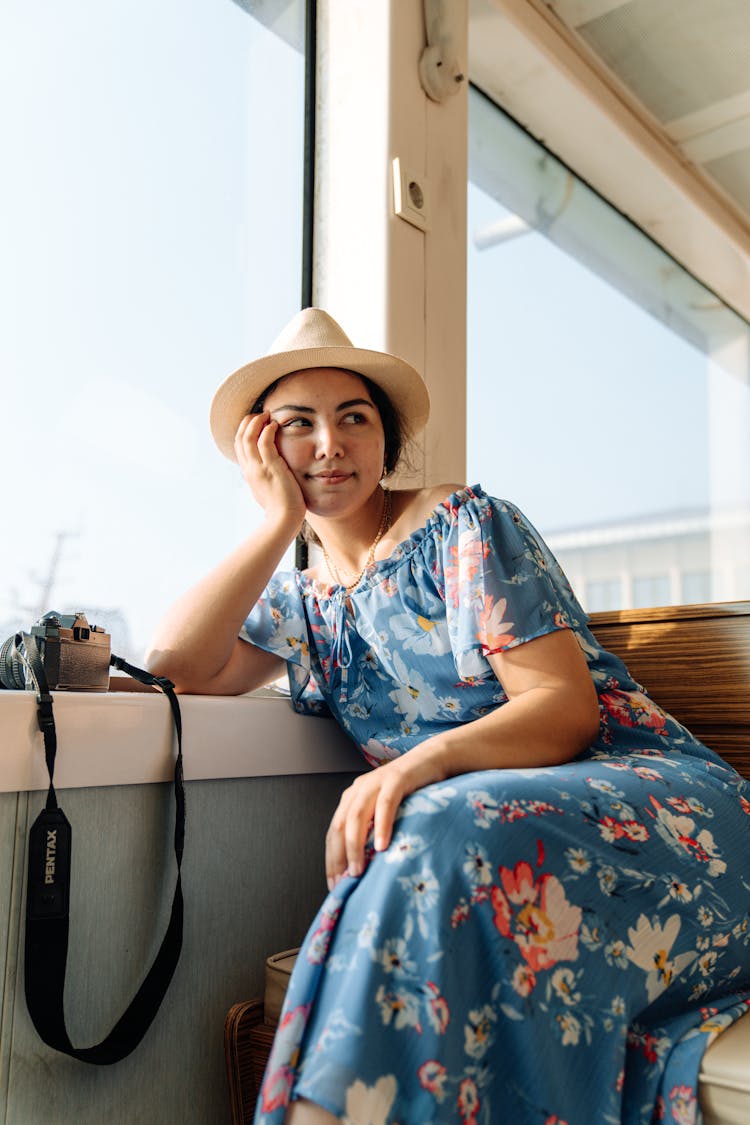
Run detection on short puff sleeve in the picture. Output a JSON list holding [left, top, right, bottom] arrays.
[[241, 572, 329, 716], [441, 490, 587, 681]]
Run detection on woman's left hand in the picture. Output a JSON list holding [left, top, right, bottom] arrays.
[[325, 745, 444, 891]]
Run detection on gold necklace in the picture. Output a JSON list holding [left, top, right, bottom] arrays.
[[322, 489, 392, 591]]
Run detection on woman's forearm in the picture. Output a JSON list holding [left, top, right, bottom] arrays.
[[416, 629, 601, 782], [145, 511, 300, 686], [326, 680, 601, 884], [423, 683, 601, 782]]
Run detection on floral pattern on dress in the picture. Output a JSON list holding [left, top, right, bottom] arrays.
[[244, 488, 750, 1124]]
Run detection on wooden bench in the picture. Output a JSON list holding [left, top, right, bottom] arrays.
[[225, 601, 750, 1125], [590, 601, 750, 779]]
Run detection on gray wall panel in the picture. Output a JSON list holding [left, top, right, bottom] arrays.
[[2, 773, 354, 1124]]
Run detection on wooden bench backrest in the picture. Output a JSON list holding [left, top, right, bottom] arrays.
[[588, 601, 750, 780]]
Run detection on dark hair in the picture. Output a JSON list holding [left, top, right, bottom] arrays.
[[250, 378, 282, 416], [251, 368, 406, 476], [359, 374, 405, 475]]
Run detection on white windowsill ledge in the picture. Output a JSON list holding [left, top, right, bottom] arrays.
[[0, 690, 363, 794]]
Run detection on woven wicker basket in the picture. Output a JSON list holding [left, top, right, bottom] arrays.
[[264, 948, 300, 1023], [224, 948, 300, 1124]]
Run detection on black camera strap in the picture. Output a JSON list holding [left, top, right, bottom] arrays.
[[22, 634, 185, 1065]]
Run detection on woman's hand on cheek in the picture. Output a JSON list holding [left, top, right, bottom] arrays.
[[325, 751, 443, 892], [234, 413, 306, 526]]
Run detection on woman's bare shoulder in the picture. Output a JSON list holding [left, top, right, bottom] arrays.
[[389, 483, 466, 538], [425, 481, 467, 507]]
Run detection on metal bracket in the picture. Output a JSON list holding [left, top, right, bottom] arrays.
[[419, 0, 466, 103]]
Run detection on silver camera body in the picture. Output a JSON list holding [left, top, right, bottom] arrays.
[[0, 612, 111, 691]]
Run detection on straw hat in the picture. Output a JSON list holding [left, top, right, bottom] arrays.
[[210, 307, 430, 461]]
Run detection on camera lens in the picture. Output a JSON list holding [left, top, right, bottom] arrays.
[[0, 635, 29, 690]]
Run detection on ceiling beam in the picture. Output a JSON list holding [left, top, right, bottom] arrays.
[[470, 0, 750, 321]]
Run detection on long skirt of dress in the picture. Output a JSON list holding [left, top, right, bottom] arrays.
[[255, 750, 750, 1125]]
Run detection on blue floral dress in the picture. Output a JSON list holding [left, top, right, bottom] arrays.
[[243, 486, 750, 1125]]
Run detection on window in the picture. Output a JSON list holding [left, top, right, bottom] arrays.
[[0, 0, 308, 660], [681, 571, 712, 605], [632, 575, 671, 609], [584, 579, 622, 614], [467, 86, 750, 612]]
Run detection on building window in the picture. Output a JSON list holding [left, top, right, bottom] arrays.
[[632, 575, 671, 609], [467, 86, 750, 612], [0, 0, 308, 659], [585, 579, 622, 613], [681, 571, 712, 605]]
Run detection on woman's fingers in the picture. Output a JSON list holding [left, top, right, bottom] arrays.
[[325, 800, 348, 891], [326, 782, 372, 890], [233, 414, 306, 523], [325, 768, 407, 891], [233, 412, 264, 467], [234, 413, 289, 476], [372, 778, 402, 854], [256, 416, 283, 463], [343, 789, 375, 878]]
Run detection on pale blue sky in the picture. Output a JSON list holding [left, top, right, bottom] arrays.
[[467, 184, 710, 531], [0, 0, 303, 655]]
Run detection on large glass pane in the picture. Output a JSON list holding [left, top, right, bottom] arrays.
[[467, 86, 750, 612], [0, 0, 306, 660]]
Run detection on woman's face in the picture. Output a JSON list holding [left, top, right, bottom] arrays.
[[262, 367, 386, 515]]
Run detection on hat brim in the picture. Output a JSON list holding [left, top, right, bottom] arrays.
[[209, 344, 430, 462]]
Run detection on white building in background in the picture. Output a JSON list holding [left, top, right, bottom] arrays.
[[550, 507, 750, 613]]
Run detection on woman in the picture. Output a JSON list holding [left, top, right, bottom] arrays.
[[148, 308, 750, 1125]]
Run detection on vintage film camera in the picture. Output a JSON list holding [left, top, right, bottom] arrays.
[[0, 611, 111, 692]]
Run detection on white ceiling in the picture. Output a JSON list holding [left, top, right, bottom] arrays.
[[468, 0, 750, 323], [555, 0, 750, 214]]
